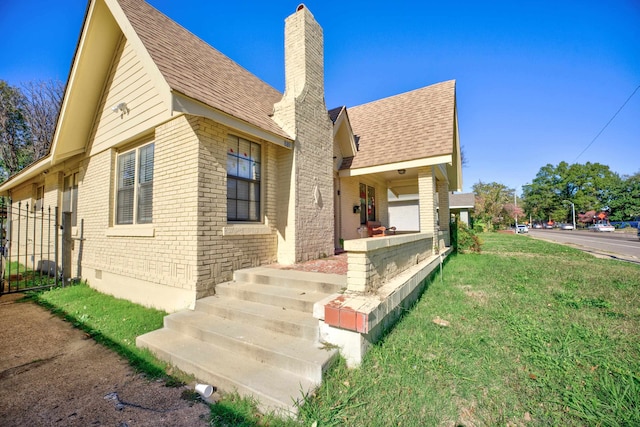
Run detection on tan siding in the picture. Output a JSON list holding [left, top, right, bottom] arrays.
[[90, 37, 169, 156]]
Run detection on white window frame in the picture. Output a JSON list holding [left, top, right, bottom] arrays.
[[62, 172, 78, 226], [115, 142, 154, 226], [34, 184, 45, 213]]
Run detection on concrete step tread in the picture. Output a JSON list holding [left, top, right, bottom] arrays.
[[234, 267, 346, 293], [166, 310, 336, 366], [217, 281, 332, 305], [137, 328, 316, 412], [195, 295, 320, 340], [195, 295, 318, 327]]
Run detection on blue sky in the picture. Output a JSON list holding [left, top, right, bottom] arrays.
[[1, 1, 638, 194]]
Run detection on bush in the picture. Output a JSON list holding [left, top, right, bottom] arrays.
[[473, 221, 486, 233], [451, 221, 482, 253]]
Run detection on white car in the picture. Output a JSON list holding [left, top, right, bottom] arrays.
[[589, 221, 615, 232], [516, 224, 529, 234], [559, 223, 574, 230]]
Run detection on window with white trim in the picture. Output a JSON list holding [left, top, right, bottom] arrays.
[[227, 136, 261, 222], [116, 143, 154, 225], [62, 173, 78, 226], [34, 185, 44, 212]]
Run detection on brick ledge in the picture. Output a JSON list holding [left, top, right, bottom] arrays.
[[313, 248, 450, 333]]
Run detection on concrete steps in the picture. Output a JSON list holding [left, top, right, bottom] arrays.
[[136, 267, 346, 414]]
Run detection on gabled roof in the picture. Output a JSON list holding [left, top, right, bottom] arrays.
[[118, 0, 289, 140], [346, 80, 457, 170]]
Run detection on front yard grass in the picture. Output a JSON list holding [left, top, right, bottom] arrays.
[[293, 233, 640, 426], [25, 232, 640, 426]]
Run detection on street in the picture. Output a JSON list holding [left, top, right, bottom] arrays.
[[528, 229, 640, 264]]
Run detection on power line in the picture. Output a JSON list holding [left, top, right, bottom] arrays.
[[574, 83, 640, 162]]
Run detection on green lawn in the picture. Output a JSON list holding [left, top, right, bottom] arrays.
[[292, 233, 640, 426], [28, 233, 640, 426]]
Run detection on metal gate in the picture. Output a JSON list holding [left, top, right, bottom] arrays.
[[1, 199, 62, 295]]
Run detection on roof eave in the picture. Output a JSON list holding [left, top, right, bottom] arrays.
[[0, 156, 53, 196], [339, 154, 452, 177], [172, 92, 293, 148]]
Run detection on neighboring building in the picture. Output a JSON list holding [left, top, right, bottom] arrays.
[[0, 0, 462, 313], [449, 192, 475, 226]]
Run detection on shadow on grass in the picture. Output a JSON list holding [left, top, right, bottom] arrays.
[[366, 253, 453, 348], [23, 292, 168, 381]]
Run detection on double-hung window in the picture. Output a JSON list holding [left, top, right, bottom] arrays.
[[227, 136, 261, 222], [34, 185, 45, 213], [116, 143, 154, 225], [62, 173, 78, 226]]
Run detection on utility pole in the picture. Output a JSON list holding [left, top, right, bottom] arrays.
[[563, 200, 576, 231], [514, 192, 518, 233]]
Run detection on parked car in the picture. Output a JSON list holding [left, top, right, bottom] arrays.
[[589, 220, 615, 232], [637, 225, 640, 241], [532, 223, 542, 229], [559, 223, 574, 230], [516, 224, 529, 234], [543, 223, 554, 229]]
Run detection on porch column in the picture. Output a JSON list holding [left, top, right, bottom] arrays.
[[437, 180, 450, 248], [417, 166, 437, 252]]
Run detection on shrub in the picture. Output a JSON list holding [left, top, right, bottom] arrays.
[[451, 221, 482, 253]]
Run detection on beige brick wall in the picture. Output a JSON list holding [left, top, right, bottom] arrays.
[[344, 234, 434, 293], [272, 6, 334, 264], [5, 112, 286, 311], [80, 116, 200, 304], [418, 166, 437, 251], [437, 179, 450, 248], [194, 117, 278, 298]]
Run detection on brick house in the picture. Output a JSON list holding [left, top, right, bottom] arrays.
[[0, 0, 461, 313]]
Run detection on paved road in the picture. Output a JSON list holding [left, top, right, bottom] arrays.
[[528, 229, 640, 264]]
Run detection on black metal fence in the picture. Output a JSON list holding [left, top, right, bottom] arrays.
[[1, 199, 62, 295]]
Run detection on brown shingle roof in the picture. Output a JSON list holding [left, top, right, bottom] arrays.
[[118, 0, 290, 139], [449, 192, 475, 209], [346, 80, 456, 169]]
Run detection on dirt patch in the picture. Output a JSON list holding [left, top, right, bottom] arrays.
[[459, 285, 489, 305], [0, 293, 210, 426]]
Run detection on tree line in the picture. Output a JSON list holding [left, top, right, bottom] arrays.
[[0, 79, 64, 182], [472, 162, 640, 229]]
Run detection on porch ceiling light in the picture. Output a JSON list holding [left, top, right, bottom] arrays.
[[397, 169, 406, 175]]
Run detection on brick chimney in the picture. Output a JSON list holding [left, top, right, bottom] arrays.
[[273, 4, 334, 264]]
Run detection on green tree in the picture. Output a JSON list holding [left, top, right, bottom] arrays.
[[472, 181, 517, 229], [522, 162, 621, 223], [608, 172, 640, 221], [0, 80, 30, 180], [0, 79, 63, 182]]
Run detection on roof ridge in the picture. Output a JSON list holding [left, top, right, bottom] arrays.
[[349, 79, 455, 111]]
